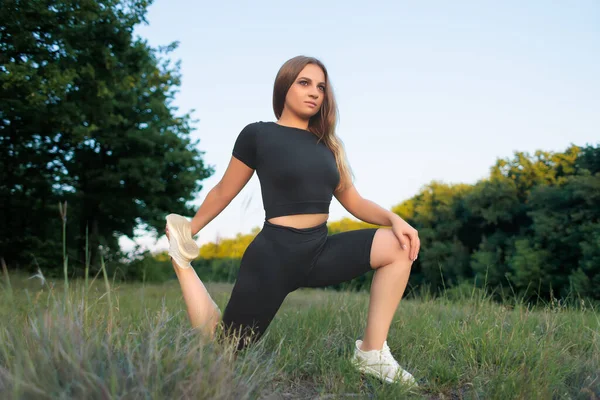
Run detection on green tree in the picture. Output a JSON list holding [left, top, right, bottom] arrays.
[[526, 170, 600, 298], [0, 0, 214, 273], [393, 181, 473, 290], [388, 144, 600, 301]]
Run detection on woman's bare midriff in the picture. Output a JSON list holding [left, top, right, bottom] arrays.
[[267, 213, 328, 229]]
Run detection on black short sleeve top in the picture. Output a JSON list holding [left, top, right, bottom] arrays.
[[232, 121, 340, 219]]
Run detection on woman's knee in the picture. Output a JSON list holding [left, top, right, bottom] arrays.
[[369, 228, 413, 269]]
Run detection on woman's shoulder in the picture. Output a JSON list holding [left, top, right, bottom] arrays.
[[249, 120, 272, 127], [238, 121, 260, 135], [241, 121, 267, 129], [241, 120, 276, 133]]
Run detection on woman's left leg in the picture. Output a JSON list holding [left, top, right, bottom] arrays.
[[301, 227, 414, 351], [360, 229, 414, 351]]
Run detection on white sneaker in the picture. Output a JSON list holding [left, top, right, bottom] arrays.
[[351, 339, 417, 386], [165, 214, 199, 269]]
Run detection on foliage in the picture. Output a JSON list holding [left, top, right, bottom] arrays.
[[391, 144, 600, 301], [192, 144, 600, 301], [0, 0, 214, 274]]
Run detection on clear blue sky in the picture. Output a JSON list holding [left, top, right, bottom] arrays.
[[119, 0, 600, 254]]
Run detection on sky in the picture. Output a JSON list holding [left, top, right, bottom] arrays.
[[119, 0, 600, 255]]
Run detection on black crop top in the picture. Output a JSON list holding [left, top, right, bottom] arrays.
[[232, 121, 340, 220]]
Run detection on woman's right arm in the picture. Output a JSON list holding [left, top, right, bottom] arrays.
[[190, 155, 255, 235]]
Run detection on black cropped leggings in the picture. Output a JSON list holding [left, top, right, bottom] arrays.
[[219, 219, 379, 352]]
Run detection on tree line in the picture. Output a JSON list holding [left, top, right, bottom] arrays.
[[189, 145, 600, 302]]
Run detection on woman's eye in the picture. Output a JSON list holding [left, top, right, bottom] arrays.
[[299, 81, 325, 91]]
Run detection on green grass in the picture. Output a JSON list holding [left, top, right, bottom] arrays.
[[0, 272, 598, 399]]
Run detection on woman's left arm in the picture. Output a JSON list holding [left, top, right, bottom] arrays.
[[335, 185, 420, 261]]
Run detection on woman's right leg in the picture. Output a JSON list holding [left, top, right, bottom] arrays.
[[170, 257, 222, 339]]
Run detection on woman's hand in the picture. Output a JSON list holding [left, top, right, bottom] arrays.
[[391, 217, 420, 261], [165, 224, 170, 241]]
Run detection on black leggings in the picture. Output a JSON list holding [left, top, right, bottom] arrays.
[[219, 219, 379, 352]]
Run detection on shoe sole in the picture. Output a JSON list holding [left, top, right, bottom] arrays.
[[166, 214, 199, 260], [168, 236, 193, 269]]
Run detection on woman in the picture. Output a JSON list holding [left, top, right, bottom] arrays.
[[165, 55, 420, 385]]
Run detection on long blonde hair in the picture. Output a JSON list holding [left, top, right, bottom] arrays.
[[272, 55, 354, 193]]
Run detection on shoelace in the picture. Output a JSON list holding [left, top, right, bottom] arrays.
[[382, 343, 416, 383], [380, 342, 400, 368]]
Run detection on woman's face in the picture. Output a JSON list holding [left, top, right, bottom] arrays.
[[284, 63, 326, 119]]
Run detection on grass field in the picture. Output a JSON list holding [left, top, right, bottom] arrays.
[[0, 271, 598, 399]]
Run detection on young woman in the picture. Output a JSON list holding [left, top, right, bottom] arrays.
[[165, 55, 420, 385]]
